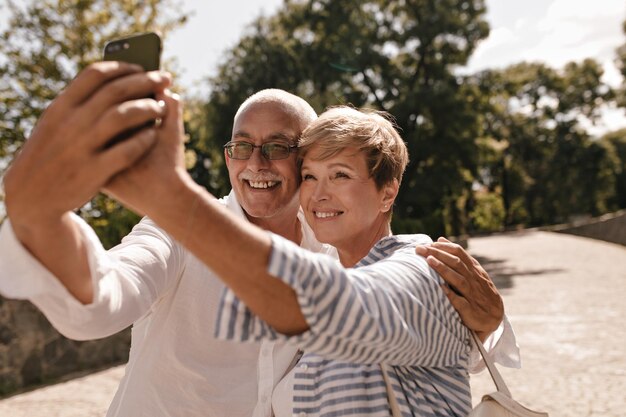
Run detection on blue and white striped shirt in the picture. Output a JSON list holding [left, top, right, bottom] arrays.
[[216, 233, 471, 416]]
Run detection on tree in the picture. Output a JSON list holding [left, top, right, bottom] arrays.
[[0, 0, 188, 246], [201, 0, 490, 237], [600, 128, 626, 209], [470, 59, 617, 226], [616, 20, 626, 107]]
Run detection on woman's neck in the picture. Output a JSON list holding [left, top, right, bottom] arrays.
[[336, 220, 392, 267]]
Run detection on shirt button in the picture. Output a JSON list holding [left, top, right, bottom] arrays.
[[299, 363, 308, 371]]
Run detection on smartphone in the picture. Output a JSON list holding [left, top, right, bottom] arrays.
[[103, 32, 161, 71], [102, 32, 162, 147]]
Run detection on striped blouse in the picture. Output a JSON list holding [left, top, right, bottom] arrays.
[[215, 233, 472, 417]]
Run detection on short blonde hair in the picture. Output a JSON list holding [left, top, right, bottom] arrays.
[[298, 106, 409, 189]]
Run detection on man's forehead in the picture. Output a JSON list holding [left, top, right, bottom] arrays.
[[232, 130, 298, 142], [232, 129, 300, 145]]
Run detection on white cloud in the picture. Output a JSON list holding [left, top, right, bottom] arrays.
[[465, 0, 625, 72], [524, 0, 625, 68], [541, 0, 624, 24], [470, 26, 517, 62]]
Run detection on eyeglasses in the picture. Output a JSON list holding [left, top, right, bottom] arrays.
[[224, 141, 297, 160]]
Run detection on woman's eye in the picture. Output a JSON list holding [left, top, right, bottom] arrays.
[[302, 174, 315, 181]]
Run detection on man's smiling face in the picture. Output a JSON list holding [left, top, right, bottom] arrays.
[[225, 101, 303, 225]]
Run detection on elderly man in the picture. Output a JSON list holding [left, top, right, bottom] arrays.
[[0, 63, 518, 416]]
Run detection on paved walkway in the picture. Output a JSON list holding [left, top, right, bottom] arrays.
[[1, 230, 625, 416]]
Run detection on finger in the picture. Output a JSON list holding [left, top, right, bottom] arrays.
[[421, 244, 471, 276], [430, 241, 476, 270], [154, 90, 185, 163], [84, 70, 171, 120], [92, 98, 167, 148], [426, 255, 470, 294], [97, 128, 158, 181], [58, 61, 143, 106], [156, 90, 183, 138]]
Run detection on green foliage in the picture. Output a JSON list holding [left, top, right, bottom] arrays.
[[202, 0, 490, 237], [616, 20, 626, 107], [0, 0, 188, 246], [469, 191, 505, 233], [600, 128, 626, 209], [79, 195, 142, 249], [469, 59, 618, 227]]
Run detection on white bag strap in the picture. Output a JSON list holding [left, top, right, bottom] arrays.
[[470, 331, 512, 397], [381, 331, 516, 416], [381, 363, 403, 417]]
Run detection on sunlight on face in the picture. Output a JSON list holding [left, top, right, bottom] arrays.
[[299, 145, 393, 255]]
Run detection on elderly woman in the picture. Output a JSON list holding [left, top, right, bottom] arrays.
[[213, 106, 475, 416]]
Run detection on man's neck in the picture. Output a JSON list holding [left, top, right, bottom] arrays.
[[249, 214, 302, 245]]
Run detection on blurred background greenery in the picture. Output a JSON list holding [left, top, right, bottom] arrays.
[[1, 0, 625, 248]]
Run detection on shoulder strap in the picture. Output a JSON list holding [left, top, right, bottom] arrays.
[[471, 331, 512, 397], [381, 363, 403, 417]]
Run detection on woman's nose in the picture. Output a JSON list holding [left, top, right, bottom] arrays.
[[312, 179, 329, 201]]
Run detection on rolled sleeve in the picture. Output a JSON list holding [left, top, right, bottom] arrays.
[[0, 215, 100, 300], [469, 315, 521, 373], [0, 214, 183, 340]]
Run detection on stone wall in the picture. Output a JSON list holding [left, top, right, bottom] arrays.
[[0, 297, 129, 396], [550, 210, 626, 247]]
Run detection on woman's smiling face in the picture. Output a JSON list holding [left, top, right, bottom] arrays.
[[299, 145, 393, 253]]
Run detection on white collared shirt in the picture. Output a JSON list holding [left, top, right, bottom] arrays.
[[0, 191, 329, 417]]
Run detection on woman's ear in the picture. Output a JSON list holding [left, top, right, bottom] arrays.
[[381, 179, 399, 213]]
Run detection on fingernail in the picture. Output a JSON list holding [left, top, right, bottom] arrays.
[[415, 246, 427, 254], [426, 256, 439, 266]]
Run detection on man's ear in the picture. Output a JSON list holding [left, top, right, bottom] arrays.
[[381, 178, 399, 213], [224, 149, 231, 168]]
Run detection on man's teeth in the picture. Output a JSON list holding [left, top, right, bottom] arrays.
[[248, 180, 278, 189], [315, 211, 340, 219]]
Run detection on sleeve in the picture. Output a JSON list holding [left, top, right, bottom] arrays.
[[468, 314, 521, 373], [215, 233, 470, 367], [0, 214, 185, 340]]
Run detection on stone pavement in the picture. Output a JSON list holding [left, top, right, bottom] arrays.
[[1, 230, 625, 416]]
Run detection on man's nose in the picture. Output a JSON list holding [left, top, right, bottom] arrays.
[[246, 146, 270, 170]]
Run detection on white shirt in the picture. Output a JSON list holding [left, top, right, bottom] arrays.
[[0, 191, 327, 417]]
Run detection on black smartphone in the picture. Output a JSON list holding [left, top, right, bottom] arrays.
[[103, 32, 161, 71], [102, 32, 162, 147]]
